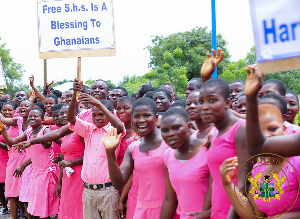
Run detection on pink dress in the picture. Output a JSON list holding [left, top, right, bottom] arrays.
[[284, 121, 300, 135], [5, 126, 27, 197], [191, 126, 219, 142], [251, 156, 300, 217], [0, 135, 9, 183], [26, 126, 60, 217], [164, 147, 210, 219], [129, 140, 169, 219], [207, 119, 245, 219], [118, 135, 136, 166], [49, 125, 62, 155], [58, 133, 85, 219]]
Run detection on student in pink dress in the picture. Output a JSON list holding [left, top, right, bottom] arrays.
[[16, 105, 85, 219], [160, 108, 211, 219], [285, 90, 299, 125], [1, 107, 60, 218], [220, 103, 300, 218], [67, 89, 124, 219], [13, 90, 29, 117], [198, 78, 250, 219], [104, 97, 168, 219]]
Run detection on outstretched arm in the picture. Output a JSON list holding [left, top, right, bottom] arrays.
[[0, 115, 18, 127], [0, 142, 8, 151], [29, 75, 45, 102], [0, 122, 26, 146], [67, 92, 77, 125]]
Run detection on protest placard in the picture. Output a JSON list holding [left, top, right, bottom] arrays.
[[0, 58, 7, 89], [37, 0, 116, 59], [249, 0, 300, 73]]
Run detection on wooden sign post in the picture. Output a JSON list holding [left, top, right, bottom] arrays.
[[250, 0, 300, 73]]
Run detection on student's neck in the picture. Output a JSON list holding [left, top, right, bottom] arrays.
[[143, 127, 161, 142], [177, 137, 193, 154], [124, 120, 132, 130], [215, 109, 238, 133], [32, 124, 43, 134], [195, 119, 214, 133]]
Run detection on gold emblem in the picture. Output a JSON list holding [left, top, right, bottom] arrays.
[[93, 185, 97, 189]]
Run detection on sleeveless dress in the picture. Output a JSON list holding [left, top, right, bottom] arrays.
[[129, 140, 169, 219], [58, 132, 85, 219], [49, 124, 62, 155], [4, 126, 26, 197], [118, 135, 136, 166], [164, 147, 210, 219], [0, 134, 9, 183], [207, 119, 245, 219], [26, 126, 60, 217]]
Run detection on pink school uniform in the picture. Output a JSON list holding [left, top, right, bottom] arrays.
[[191, 126, 219, 143], [0, 135, 9, 183], [78, 108, 93, 124], [251, 156, 300, 217], [128, 140, 169, 219], [284, 121, 300, 135], [126, 169, 139, 219], [164, 147, 210, 219], [118, 135, 136, 166], [58, 132, 85, 219], [26, 126, 60, 218], [207, 119, 245, 219], [49, 124, 62, 155], [4, 126, 27, 197]]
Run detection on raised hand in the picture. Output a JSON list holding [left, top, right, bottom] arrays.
[[220, 157, 238, 185], [201, 47, 224, 82], [0, 121, 5, 132], [73, 78, 83, 92], [29, 90, 36, 102], [103, 127, 122, 152], [29, 75, 34, 87], [78, 93, 99, 106], [244, 65, 264, 97], [45, 80, 55, 89]]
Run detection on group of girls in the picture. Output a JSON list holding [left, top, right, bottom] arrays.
[[0, 48, 298, 219]]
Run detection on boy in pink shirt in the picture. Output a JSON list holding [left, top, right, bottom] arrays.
[[67, 86, 125, 219]]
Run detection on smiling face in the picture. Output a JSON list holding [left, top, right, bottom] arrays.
[[65, 90, 74, 105], [116, 101, 133, 123], [132, 105, 157, 136], [198, 86, 230, 124], [91, 81, 109, 100], [161, 115, 189, 149], [2, 104, 15, 118], [15, 91, 28, 106], [19, 100, 34, 118], [153, 91, 171, 112], [285, 93, 299, 123], [59, 106, 69, 126], [92, 107, 109, 128], [27, 110, 43, 128], [44, 97, 56, 115], [185, 91, 201, 121]]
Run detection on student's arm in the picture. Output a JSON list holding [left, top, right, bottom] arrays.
[[160, 166, 177, 219], [0, 116, 18, 127], [0, 142, 8, 151], [0, 124, 27, 146], [42, 117, 55, 125], [56, 168, 63, 198], [200, 48, 223, 83], [13, 158, 32, 178], [118, 174, 133, 219], [78, 93, 124, 134], [45, 80, 54, 95], [41, 127, 53, 149], [67, 92, 77, 125], [104, 128, 133, 189], [29, 75, 45, 102], [58, 156, 83, 168]]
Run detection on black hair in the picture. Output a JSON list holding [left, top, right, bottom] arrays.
[[174, 96, 182, 101], [161, 83, 175, 92], [82, 85, 91, 94], [131, 93, 137, 99], [162, 107, 189, 123], [114, 86, 128, 96], [21, 99, 34, 106], [99, 100, 114, 111], [153, 89, 172, 101], [2, 101, 17, 110], [52, 103, 67, 112], [118, 96, 135, 105], [45, 94, 58, 104], [264, 79, 286, 96], [132, 97, 157, 115], [260, 93, 287, 115], [143, 91, 155, 99], [93, 79, 109, 89], [43, 87, 54, 97], [30, 107, 45, 119], [187, 89, 201, 98], [229, 80, 245, 85], [286, 90, 299, 104], [188, 78, 203, 88], [170, 100, 186, 109], [4, 93, 13, 99], [201, 78, 230, 99], [52, 90, 62, 98], [138, 84, 156, 97], [35, 102, 45, 114], [17, 90, 29, 98], [156, 112, 165, 116]]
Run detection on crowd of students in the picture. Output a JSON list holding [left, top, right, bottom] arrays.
[[0, 48, 299, 219]]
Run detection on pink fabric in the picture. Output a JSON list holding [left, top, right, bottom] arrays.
[[284, 121, 300, 135], [251, 156, 300, 217], [0, 134, 9, 183], [191, 126, 219, 143], [129, 140, 169, 219], [49, 125, 61, 155], [78, 108, 93, 123], [69, 118, 125, 184], [26, 126, 60, 217], [118, 135, 136, 166], [13, 109, 20, 118], [164, 147, 210, 219], [5, 126, 27, 197], [58, 133, 85, 219], [207, 119, 245, 219]]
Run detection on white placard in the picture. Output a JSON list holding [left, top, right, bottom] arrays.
[[250, 0, 300, 62], [38, 0, 115, 53], [0, 58, 7, 89]]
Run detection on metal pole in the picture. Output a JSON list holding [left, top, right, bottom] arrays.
[[211, 0, 217, 78], [44, 59, 47, 86]]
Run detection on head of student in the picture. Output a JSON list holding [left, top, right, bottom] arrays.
[[44, 94, 58, 116], [259, 93, 287, 120], [185, 78, 202, 99], [229, 80, 245, 104], [65, 89, 74, 105], [185, 90, 201, 121], [3, 93, 13, 101], [170, 100, 186, 110], [1, 102, 16, 118], [161, 107, 190, 149], [91, 79, 109, 101], [285, 90, 299, 124], [59, 105, 69, 126], [198, 78, 231, 124], [132, 97, 157, 136], [52, 103, 66, 127], [153, 88, 172, 112], [15, 90, 29, 106], [19, 99, 34, 118], [116, 96, 135, 123], [92, 100, 113, 128], [28, 107, 44, 128], [110, 86, 128, 108], [236, 93, 247, 115], [160, 83, 175, 101], [258, 79, 286, 99], [258, 104, 285, 138]]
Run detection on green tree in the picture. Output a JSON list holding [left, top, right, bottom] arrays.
[[147, 27, 231, 80], [118, 75, 149, 95], [0, 39, 24, 94]]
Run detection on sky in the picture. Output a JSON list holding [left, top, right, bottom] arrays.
[[0, 0, 254, 88]]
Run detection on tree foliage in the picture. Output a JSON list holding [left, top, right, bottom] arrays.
[[0, 39, 24, 94], [118, 75, 149, 95]]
